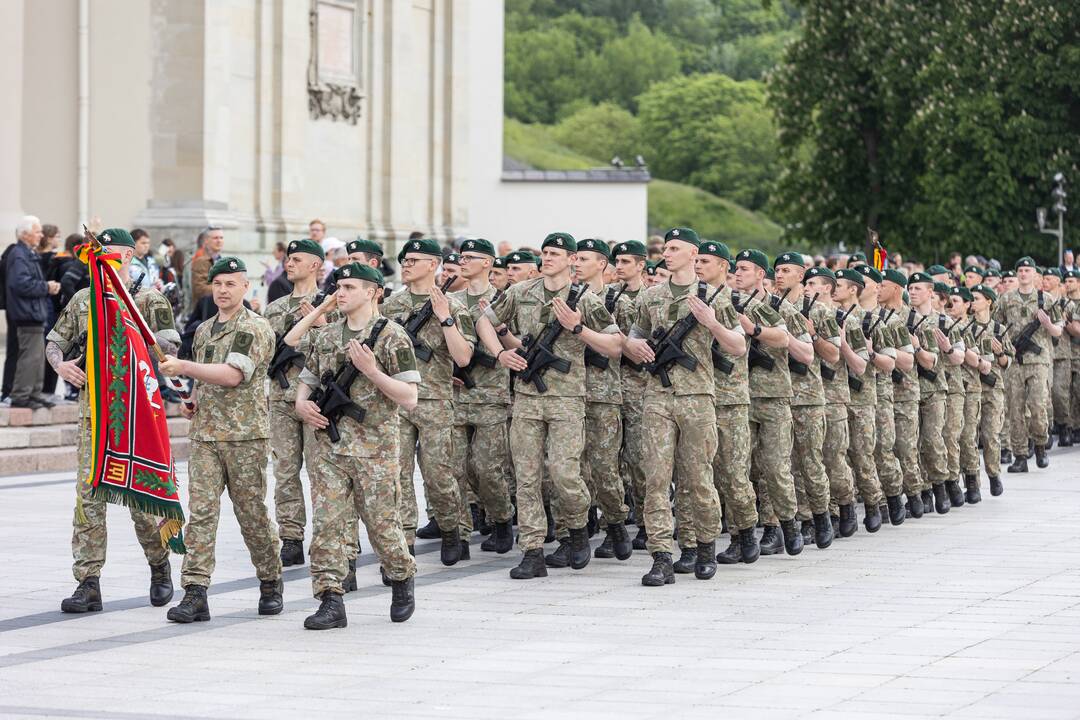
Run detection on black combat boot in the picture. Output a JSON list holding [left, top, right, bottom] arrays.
[[460, 540, 471, 561], [1007, 454, 1028, 473], [61, 576, 102, 613], [544, 504, 556, 543], [1047, 425, 1058, 450], [800, 520, 815, 546], [380, 566, 391, 587], [945, 480, 965, 508], [907, 493, 924, 519], [440, 530, 462, 566], [167, 585, 210, 623], [715, 538, 741, 564], [738, 527, 760, 563], [493, 521, 514, 554], [304, 592, 347, 630], [344, 559, 358, 592], [813, 513, 834, 549], [863, 503, 882, 532], [390, 577, 415, 623], [280, 538, 304, 567], [932, 484, 951, 514], [471, 504, 490, 536], [672, 546, 697, 574], [149, 560, 173, 607], [838, 504, 858, 537], [964, 474, 981, 504], [568, 527, 591, 570], [885, 496, 906, 526], [989, 475, 1003, 496], [1060, 426, 1073, 447], [258, 578, 284, 615], [416, 517, 441, 540], [831, 514, 841, 536], [921, 489, 936, 513], [545, 538, 571, 568], [759, 526, 783, 555], [594, 532, 615, 559], [607, 523, 632, 560], [586, 507, 600, 538], [509, 549, 548, 579], [1027, 438, 1035, 458], [1034, 444, 1049, 468], [780, 519, 804, 555], [1072, 428, 1080, 445], [641, 552, 675, 587], [1000, 448, 1013, 465], [632, 526, 648, 550], [694, 542, 717, 580]]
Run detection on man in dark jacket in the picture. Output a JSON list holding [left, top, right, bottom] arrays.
[[6, 216, 60, 409]]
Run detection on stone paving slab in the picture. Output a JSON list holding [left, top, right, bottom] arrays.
[[0, 446, 1078, 719]]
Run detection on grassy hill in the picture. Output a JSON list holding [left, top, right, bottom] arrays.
[[504, 119, 784, 251]]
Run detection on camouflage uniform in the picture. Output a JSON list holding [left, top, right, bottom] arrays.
[[617, 287, 648, 526], [181, 307, 282, 589], [486, 278, 617, 550], [890, 309, 923, 497], [994, 289, 1062, 454], [1069, 300, 1080, 433], [381, 288, 475, 544], [959, 321, 990, 480], [871, 310, 903, 499], [299, 316, 419, 595], [844, 306, 885, 507], [631, 280, 739, 552], [942, 318, 968, 483], [915, 311, 950, 490], [979, 324, 1009, 480], [449, 287, 513, 533], [822, 308, 862, 508], [48, 286, 180, 581], [1051, 297, 1073, 430]]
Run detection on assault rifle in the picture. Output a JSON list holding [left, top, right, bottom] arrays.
[[398, 276, 456, 363], [979, 322, 1009, 387], [585, 284, 628, 371], [1012, 291, 1046, 364], [268, 332, 306, 389], [822, 304, 857, 382], [892, 311, 929, 384], [646, 283, 724, 387], [788, 292, 819, 377], [453, 290, 503, 389], [731, 289, 773, 372], [514, 284, 587, 394], [712, 287, 758, 375], [310, 318, 388, 443]]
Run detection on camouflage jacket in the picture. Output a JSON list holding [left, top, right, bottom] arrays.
[[821, 306, 867, 406], [1051, 295, 1072, 361], [189, 307, 274, 442], [382, 287, 475, 401], [788, 294, 837, 407], [615, 285, 649, 396], [299, 314, 420, 459], [740, 292, 793, 400], [942, 314, 968, 395], [263, 291, 319, 404], [450, 286, 509, 406], [711, 285, 750, 407], [914, 309, 948, 398], [993, 289, 1063, 366], [584, 283, 632, 405], [884, 306, 918, 403]]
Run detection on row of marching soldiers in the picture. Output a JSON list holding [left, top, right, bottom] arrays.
[[50, 228, 1078, 629]]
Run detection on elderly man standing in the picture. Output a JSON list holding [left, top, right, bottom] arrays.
[[189, 226, 225, 308], [6, 216, 60, 409]]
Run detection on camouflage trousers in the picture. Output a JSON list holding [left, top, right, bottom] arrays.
[[620, 379, 647, 524], [823, 404, 855, 508], [846, 404, 884, 507], [1052, 358, 1072, 426], [893, 400, 923, 497], [749, 397, 797, 523], [181, 439, 281, 589], [452, 402, 514, 539], [918, 393, 949, 488], [511, 395, 588, 551], [310, 451, 415, 596], [960, 388, 983, 476], [71, 423, 168, 581], [1072, 362, 1080, 431], [307, 432, 361, 560], [979, 385, 1004, 480], [943, 392, 965, 482], [584, 402, 628, 524], [398, 399, 466, 545], [714, 403, 757, 532], [270, 400, 310, 542], [791, 404, 830, 519], [1006, 361, 1050, 454], [642, 393, 719, 554], [874, 396, 904, 499]]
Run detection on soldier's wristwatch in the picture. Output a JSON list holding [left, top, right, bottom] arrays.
[[440, 316, 455, 328], [572, 323, 584, 335], [752, 324, 763, 338]]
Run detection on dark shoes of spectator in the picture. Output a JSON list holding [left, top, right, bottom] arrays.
[[10, 398, 46, 410], [31, 393, 55, 408]]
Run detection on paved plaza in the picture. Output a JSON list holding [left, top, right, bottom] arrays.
[[1, 449, 1079, 720]]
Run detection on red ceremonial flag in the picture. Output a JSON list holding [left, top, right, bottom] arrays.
[[869, 228, 888, 271]]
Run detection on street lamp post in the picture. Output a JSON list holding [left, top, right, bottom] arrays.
[[1037, 172, 1067, 266]]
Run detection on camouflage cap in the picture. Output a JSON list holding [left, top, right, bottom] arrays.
[[835, 268, 864, 287], [346, 238, 383, 257], [971, 284, 997, 302], [98, 228, 136, 249], [459, 238, 495, 257], [505, 251, 537, 266], [699, 240, 733, 264], [854, 263, 883, 284], [735, 248, 769, 271], [773, 251, 804, 269], [907, 271, 934, 286], [664, 227, 700, 247], [949, 286, 974, 303], [208, 256, 247, 282], [542, 232, 577, 252], [611, 240, 647, 259], [334, 261, 383, 287], [576, 238, 610, 258], [883, 268, 908, 287], [287, 238, 325, 260], [1015, 256, 1037, 269]]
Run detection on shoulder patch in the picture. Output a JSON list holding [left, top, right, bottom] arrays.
[[395, 346, 417, 373], [154, 307, 174, 330], [231, 331, 254, 356]]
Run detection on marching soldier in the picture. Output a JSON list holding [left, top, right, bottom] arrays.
[[49, 228, 181, 613], [160, 257, 283, 622], [1045, 269, 1072, 447], [506, 251, 539, 285], [1066, 271, 1080, 446], [490, 256, 510, 292], [968, 285, 1010, 499], [943, 286, 978, 508]]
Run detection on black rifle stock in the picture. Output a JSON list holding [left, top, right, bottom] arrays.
[[267, 334, 306, 389], [646, 284, 724, 387], [513, 284, 586, 393], [1012, 293, 1046, 363], [788, 292, 820, 376], [399, 277, 455, 363], [310, 318, 388, 443], [453, 290, 503, 389]]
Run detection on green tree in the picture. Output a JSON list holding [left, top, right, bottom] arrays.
[[584, 17, 681, 111], [552, 102, 642, 162], [504, 26, 588, 123]]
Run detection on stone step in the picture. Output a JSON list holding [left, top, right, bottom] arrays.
[[0, 401, 182, 427], [0, 417, 189, 451], [0, 437, 191, 476]]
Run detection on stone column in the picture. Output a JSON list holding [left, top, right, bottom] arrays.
[[0, 0, 26, 238]]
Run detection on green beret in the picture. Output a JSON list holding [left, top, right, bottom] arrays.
[[1044, 267, 1063, 279], [804, 266, 836, 282], [611, 240, 647, 259], [287, 238, 325, 260], [444, 252, 461, 265], [655, 260, 667, 271], [98, 228, 135, 249], [849, 251, 867, 265], [401, 237, 442, 258], [346, 238, 383, 257], [907, 271, 935, 286], [492, 256, 507, 269], [334, 262, 383, 287], [773, 251, 804, 269], [854, 264, 883, 284], [577, 238, 610, 258], [971, 284, 997, 302], [645, 260, 658, 276], [902, 290, 910, 304], [664, 227, 700, 247], [699, 240, 733, 264], [950, 286, 974, 303], [984, 267, 1001, 278], [835, 268, 864, 287], [506, 251, 536, 266], [1001, 270, 1016, 278], [927, 264, 949, 276], [207, 256, 247, 282], [1066, 269, 1080, 280], [964, 265, 985, 277], [883, 268, 908, 287], [542, 232, 577, 252], [734, 248, 769, 271], [933, 281, 951, 295], [1015, 256, 1037, 269], [459, 238, 495, 257], [765, 267, 775, 281]]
